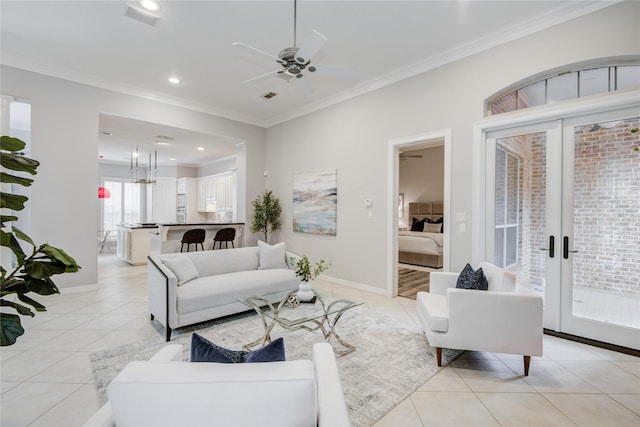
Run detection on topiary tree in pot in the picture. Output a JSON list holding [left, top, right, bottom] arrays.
[[250, 190, 282, 244], [1, 136, 81, 346]]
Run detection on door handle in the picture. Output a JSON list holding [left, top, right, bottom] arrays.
[[539, 235, 555, 258], [563, 236, 579, 259]]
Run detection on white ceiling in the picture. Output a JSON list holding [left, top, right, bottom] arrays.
[[1, 0, 611, 165]]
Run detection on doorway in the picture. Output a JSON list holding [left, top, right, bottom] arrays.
[[482, 107, 639, 350], [387, 129, 452, 298]]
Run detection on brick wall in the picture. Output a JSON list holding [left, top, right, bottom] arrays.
[[572, 118, 640, 296]]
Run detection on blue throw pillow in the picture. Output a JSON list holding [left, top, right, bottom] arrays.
[[190, 333, 286, 363], [455, 263, 488, 290]]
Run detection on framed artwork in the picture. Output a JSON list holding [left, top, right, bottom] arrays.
[[399, 193, 404, 219], [293, 170, 337, 235]]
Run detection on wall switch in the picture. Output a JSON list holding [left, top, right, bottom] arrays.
[[364, 198, 373, 207], [368, 211, 373, 219], [459, 223, 466, 233]]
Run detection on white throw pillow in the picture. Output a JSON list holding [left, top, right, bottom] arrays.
[[162, 255, 199, 285], [258, 241, 288, 270], [423, 223, 442, 233]]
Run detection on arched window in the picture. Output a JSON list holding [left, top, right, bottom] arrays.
[[486, 59, 640, 116]]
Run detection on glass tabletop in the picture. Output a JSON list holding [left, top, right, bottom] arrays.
[[238, 288, 363, 328]]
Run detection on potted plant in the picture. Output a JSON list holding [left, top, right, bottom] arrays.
[[250, 190, 282, 244], [1, 136, 81, 346], [294, 255, 330, 302]]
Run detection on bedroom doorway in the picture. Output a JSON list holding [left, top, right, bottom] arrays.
[[388, 130, 452, 298], [482, 106, 640, 350]]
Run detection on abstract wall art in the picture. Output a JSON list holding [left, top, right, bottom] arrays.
[[293, 170, 337, 235]]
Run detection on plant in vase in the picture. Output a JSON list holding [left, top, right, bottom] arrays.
[[294, 255, 330, 302]]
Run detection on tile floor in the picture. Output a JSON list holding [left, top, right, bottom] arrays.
[[1, 255, 638, 426]]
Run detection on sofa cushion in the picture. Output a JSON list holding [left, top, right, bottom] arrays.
[[416, 292, 448, 332], [161, 255, 199, 285], [176, 269, 299, 315], [190, 333, 285, 363], [108, 359, 318, 427], [164, 247, 261, 278], [455, 263, 488, 290], [258, 240, 288, 270]]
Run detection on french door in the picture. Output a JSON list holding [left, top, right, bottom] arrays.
[[485, 108, 640, 350]]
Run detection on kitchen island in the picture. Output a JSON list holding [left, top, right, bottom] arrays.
[[150, 223, 245, 254], [116, 224, 158, 265]]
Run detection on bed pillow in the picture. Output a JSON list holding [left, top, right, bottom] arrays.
[[258, 240, 288, 270], [190, 333, 285, 363], [455, 263, 488, 290], [427, 217, 443, 224], [161, 255, 199, 286], [411, 217, 426, 232], [423, 223, 442, 233]]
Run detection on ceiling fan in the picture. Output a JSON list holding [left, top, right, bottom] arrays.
[[232, 0, 355, 90]]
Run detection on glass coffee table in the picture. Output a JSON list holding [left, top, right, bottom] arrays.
[[238, 288, 362, 355]]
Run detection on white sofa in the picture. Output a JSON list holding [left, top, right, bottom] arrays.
[[148, 245, 300, 341], [416, 261, 543, 375], [83, 342, 350, 427]]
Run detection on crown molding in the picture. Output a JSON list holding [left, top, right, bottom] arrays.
[[0, 52, 268, 128]]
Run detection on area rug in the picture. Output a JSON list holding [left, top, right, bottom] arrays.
[[398, 267, 430, 299], [89, 306, 460, 427]]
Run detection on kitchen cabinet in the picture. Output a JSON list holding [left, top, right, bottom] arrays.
[[152, 177, 177, 223], [196, 172, 235, 214]]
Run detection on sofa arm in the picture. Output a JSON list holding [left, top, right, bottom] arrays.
[[313, 343, 350, 427], [446, 288, 543, 356], [147, 256, 179, 330], [82, 402, 115, 427], [148, 344, 184, 362], [430, 272, 459, 295]]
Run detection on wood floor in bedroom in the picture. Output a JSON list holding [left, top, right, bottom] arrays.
[[398, 264, 440, 299]]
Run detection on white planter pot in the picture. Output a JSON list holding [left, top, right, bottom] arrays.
[[296, 281, 314, 302]]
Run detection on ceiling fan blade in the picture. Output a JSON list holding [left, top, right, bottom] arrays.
[[243, 70, 280, 84], [295, 30, 327, 64], [232, 42, 283, 65], [309, 64, 356, 79]]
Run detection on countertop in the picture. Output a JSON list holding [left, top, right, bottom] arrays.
[[117, 223, 159, 229]]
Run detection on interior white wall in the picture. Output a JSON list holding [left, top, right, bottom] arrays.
[[0, 66, 267, 289], [265, 2, 640, 292], [399, 145, 445, 225]]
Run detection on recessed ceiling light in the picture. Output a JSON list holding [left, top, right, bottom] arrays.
[[102, 131, 112, 136], [170, 158, 176, 161], [168, 76, 181, 85], [140, 0, 159, 11], [156, 141, 168, 145], [197, 147, 205, 151]]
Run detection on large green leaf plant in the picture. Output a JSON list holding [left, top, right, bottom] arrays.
[[1, 136, 80, 346]]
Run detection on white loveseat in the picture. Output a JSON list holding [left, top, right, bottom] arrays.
[[416, 261, 543, 375], [83, 342, 351, 427], [148, 245, 300, 341]]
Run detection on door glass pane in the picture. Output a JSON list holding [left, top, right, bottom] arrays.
[[517, 81, 545, 109], [579, 68, 609, 97], [571, 118, 640, 329], [616, 66, 640, 91], [495, 133, 547, 296]]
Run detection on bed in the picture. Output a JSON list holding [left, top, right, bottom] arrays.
[[399, 202, 444, 268]]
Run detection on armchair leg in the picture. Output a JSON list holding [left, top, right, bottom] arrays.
[[523, 355, 531, 376], [436, 347, 442, 367], [150, 313, 154, 321]]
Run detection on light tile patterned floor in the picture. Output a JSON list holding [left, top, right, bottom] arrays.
[[0, 255, 638, 426]]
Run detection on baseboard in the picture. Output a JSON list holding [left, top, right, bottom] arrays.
[[543, 329, 640, 357], [318, 274, 389, 297]]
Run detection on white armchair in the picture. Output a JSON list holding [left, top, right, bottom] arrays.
[[416, 262, 543, 375]]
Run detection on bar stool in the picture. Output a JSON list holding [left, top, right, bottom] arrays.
[[212, 228, 236, 250], [180, 229, 206, 252]]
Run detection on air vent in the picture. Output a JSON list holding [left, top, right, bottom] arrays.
[[261, 92, 278, 100]]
